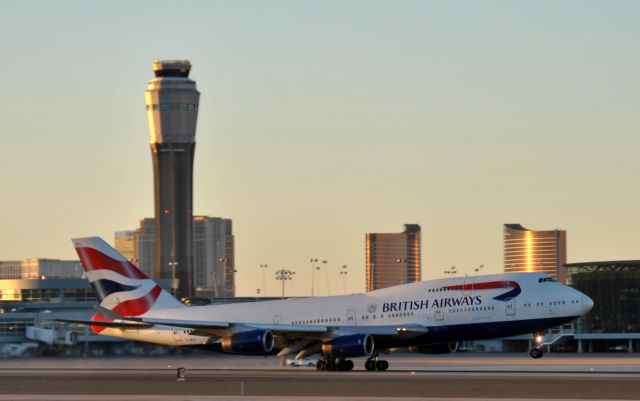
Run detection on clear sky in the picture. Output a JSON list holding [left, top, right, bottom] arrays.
[[0, 1, 638, 297]]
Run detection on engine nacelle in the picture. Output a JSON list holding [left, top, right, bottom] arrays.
[[221, 330, 274, 355], [409, 341, 459, 355], [322, 334, 374, 358]]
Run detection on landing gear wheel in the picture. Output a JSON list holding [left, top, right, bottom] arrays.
[[375, 360, 389, 371], [529, 348, 544, 359], [345, 360, 354, 371], [316, 359, 326, 370], [336, 359, 346, 371], [325, 360, 336, 371], [364, 359, 376, 371]]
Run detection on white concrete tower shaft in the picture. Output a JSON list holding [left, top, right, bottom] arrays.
[[144, 59, 200, 299]]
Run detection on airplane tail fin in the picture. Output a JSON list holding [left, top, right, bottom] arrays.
[[72, 237, 184, 317]]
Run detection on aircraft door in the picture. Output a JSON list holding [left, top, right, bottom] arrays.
[[435, 309, 444, 322], [346, 309, 357, 326], [273, 315, 283, 324], [505, 297, 516, 319]]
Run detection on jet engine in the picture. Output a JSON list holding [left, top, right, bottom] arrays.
[[221, 330, 274, 354], [321, 334, 375, 358], [409, 341, 459, 354]]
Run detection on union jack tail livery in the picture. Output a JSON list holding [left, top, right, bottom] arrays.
[[72, 237, 184, 332]]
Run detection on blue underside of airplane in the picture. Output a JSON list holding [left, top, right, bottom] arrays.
[[195, 315, 577, 354], [377, 315, 576, 349]]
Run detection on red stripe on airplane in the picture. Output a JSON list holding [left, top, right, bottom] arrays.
[[75, 247, 148, 279], [443, 281, 519, 291], [111, 285, 162, 316]]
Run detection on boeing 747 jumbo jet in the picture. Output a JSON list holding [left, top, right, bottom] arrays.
[[59, 237, 593, 372]]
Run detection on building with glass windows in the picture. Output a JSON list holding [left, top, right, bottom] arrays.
[[0, 259, 82, 280], [114, 231, 137, 263], [135, 218, 156, 278], [0, 278, 97, 347], [365, 224, 421, 292], [503, 224, 567, 282], [0, 277, 173, 354], [565, 260, 640, 352], [118, 216, 235, 297], [193, 216, 235, 297]]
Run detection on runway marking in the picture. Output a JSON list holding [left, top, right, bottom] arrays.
[[1, 368, 639, 378], [0, 396, 638, 401], [0, 372, 638, 400]]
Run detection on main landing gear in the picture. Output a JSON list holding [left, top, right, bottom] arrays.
[[316, 356, 354, 371], [364, 352, 389, 371], [315, 355, 389, 372]]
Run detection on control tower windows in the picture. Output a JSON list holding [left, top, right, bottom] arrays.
[[146, 104, 199, 111]]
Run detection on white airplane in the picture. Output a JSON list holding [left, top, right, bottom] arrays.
[[59, 237, 593, 371]]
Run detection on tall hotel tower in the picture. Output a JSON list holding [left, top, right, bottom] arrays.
[[365, 224, 422, 291], [145, 60, 200, 299], [503, 224, 567, 282]]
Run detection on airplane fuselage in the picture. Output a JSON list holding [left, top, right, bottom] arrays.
[[98, 272, 590, 350]]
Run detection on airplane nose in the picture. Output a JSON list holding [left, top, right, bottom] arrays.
[[580, 295, 594, 314]]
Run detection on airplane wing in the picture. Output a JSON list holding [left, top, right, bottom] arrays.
[[132, 318, 427, 338], [133, 317, 230, 330], [57, 307, 428, 339], [136, 319, 329, 339], [53, 318, 153, 329], [245, 323, 328, 335]]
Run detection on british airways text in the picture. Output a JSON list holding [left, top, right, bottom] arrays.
[[383, 295, 482, 312]]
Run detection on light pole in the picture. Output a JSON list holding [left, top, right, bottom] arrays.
[[443, 266, 457, 276], [340, 265, 348, 294], [309, 259, 318, 296], [168, 261, 178, 296], [322, 260, 329, 296], [258, 264, 268, 297], [275, 269, 295, 299]]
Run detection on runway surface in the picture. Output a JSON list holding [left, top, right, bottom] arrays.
[[0, 353, 639, 400]]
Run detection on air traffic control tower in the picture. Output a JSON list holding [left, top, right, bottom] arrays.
[[144, 59, 200, 299]]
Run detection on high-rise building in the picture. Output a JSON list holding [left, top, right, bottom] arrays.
[[136, 218, 156, 278], [114, 231, 137, 262], [145, 59, 200, 299], [503, 224, 567, 282], [118, 216, 235, 297], [193, 216, 235, 297], [365, 224, 421, 292]]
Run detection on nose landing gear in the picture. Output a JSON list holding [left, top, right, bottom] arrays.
[[529, 332, 545, 359], [529, 347, 544, 359]]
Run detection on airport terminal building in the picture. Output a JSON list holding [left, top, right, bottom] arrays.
[[0, 263, 175, 357], [566, 260, 640, 352]]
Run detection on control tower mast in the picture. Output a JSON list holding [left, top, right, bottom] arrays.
[[144, 59, 200, 299]]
